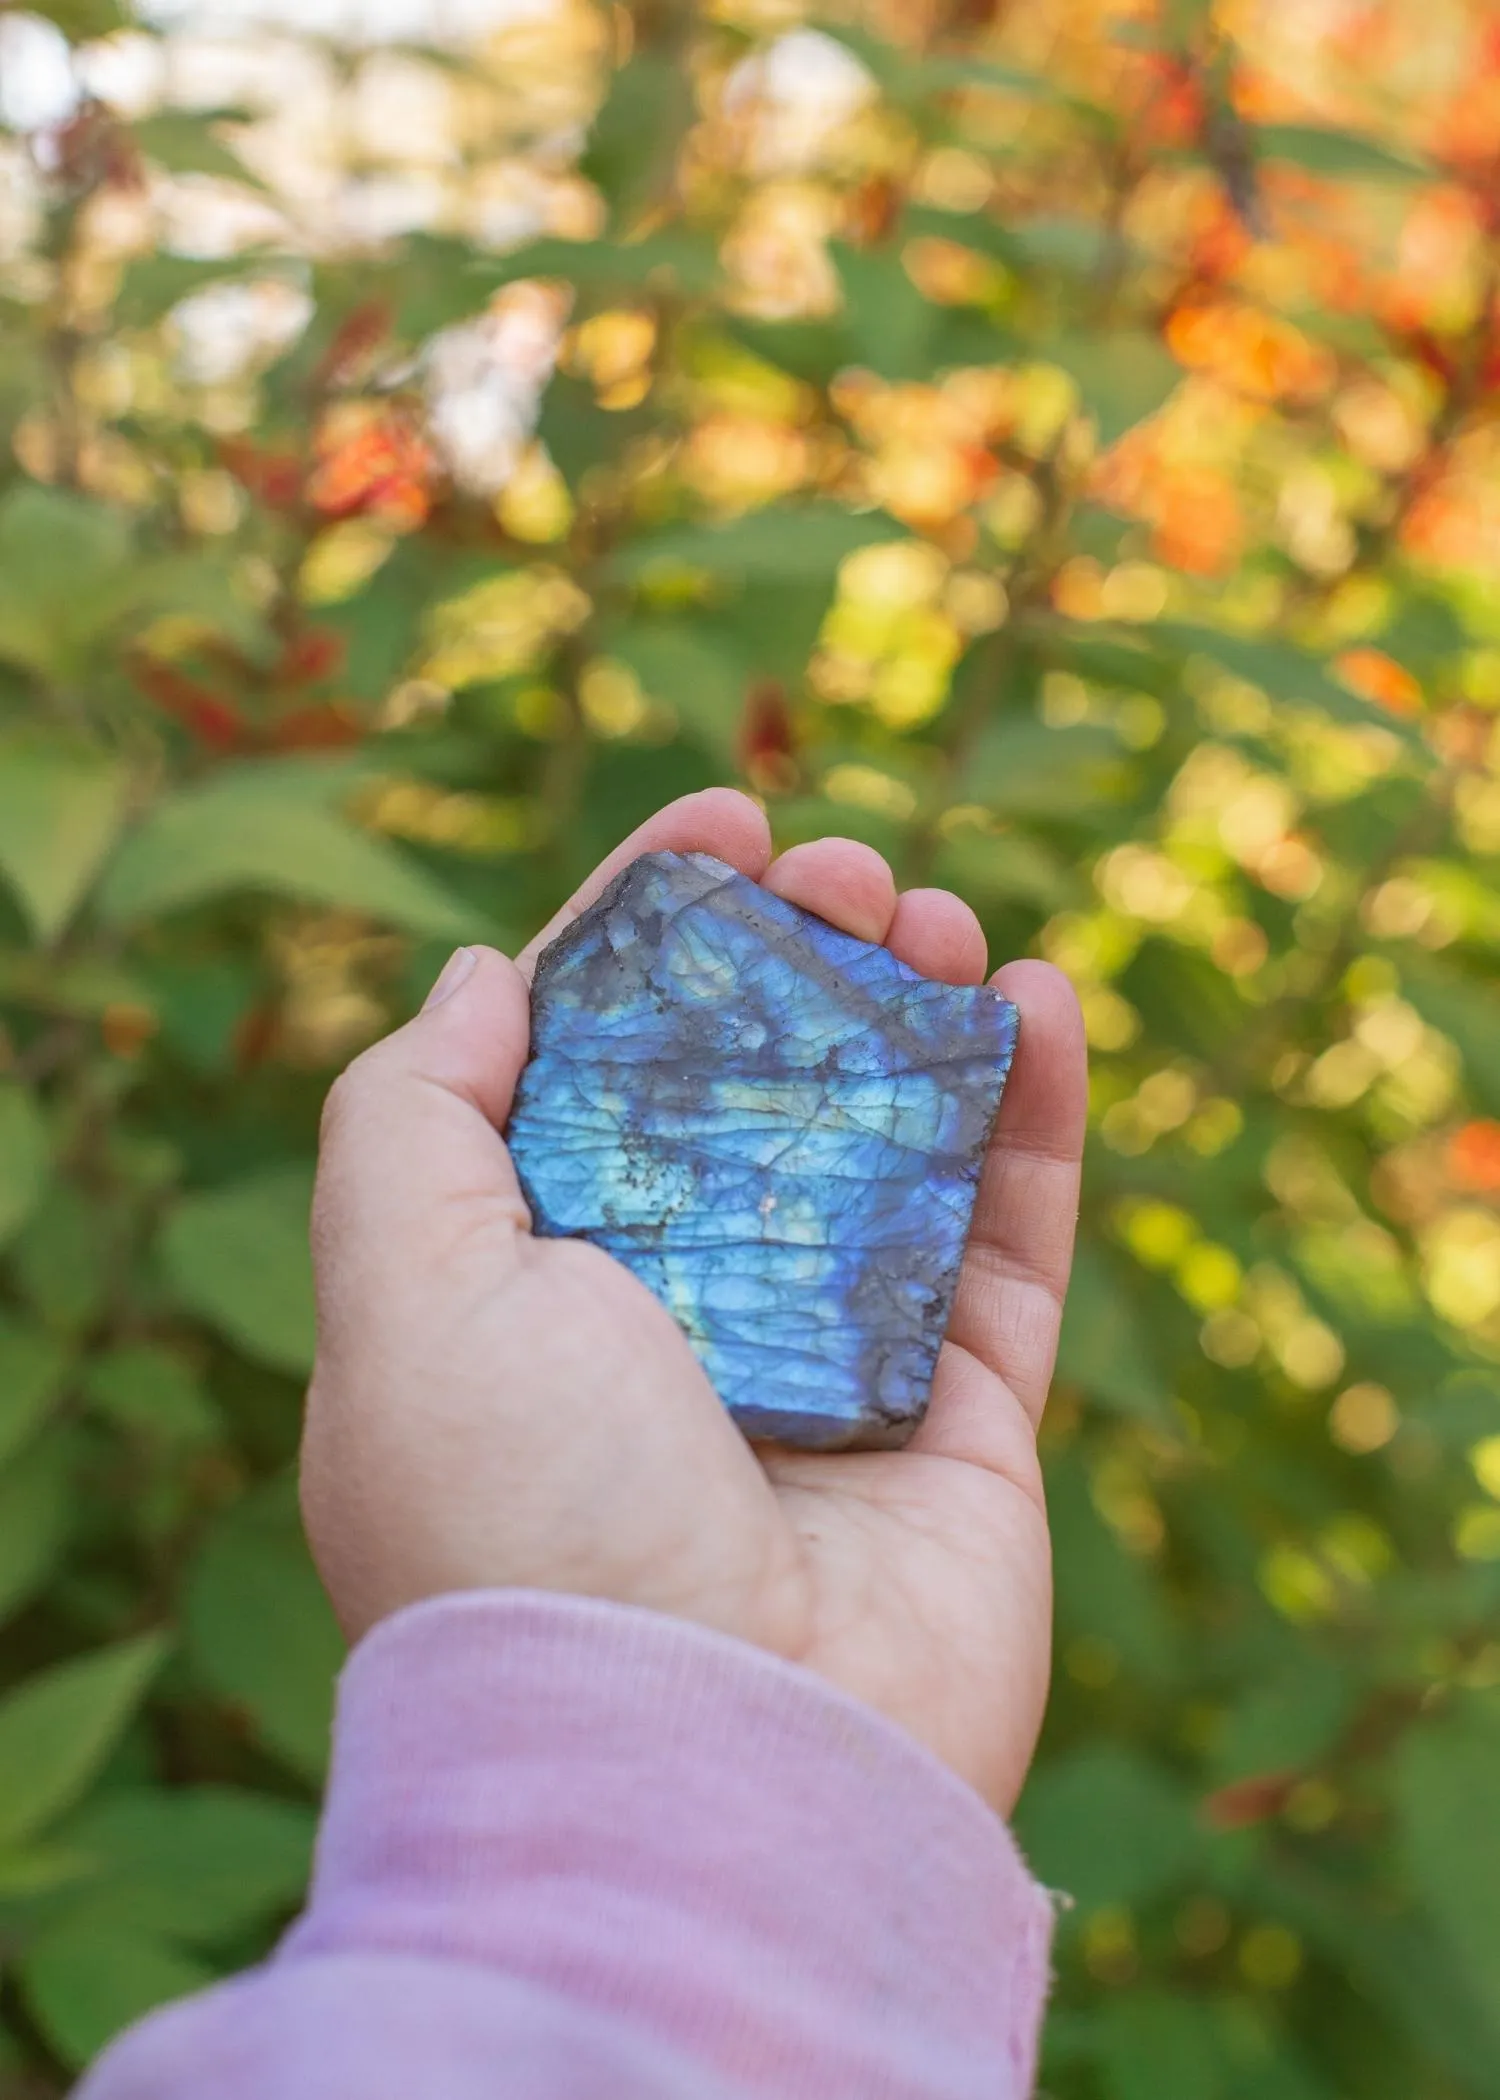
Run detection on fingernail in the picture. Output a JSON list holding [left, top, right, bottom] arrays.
[[422, 947, 477, 1011]]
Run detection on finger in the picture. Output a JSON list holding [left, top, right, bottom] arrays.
[[515, 787, 772, 981], [907, 1341, 1047, 1508], [885, 888, 987, 985], [311, 946, 533, 1333], [934, 959, 1087, 1430], [761, 837, 897, 944]]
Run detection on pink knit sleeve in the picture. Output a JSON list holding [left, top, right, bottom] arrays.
[[79, 1592, 1054, 2100]]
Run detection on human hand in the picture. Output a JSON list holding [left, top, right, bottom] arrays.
[[301, 790, 1086, 1813]]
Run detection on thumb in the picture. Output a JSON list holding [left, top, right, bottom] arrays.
[[310, 945, 533, 1328], [382, 942, 531, 1127]]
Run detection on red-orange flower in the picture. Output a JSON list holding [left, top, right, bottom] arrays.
[[306, 402, 436, 531], [1203, 1771, 1299, 1833], [268, 702, 365, 752], [131, 657, 245, 752], [1165, 298, 1334, 404], [1150, 466, 1244, 577], [277, 627, 348, 688], [1336, 647, 1423, 716], [1449, 1120, 1500, 1193], [739, 680, 798, 795]]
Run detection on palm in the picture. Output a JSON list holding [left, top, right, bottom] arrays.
[[305, 789, 1085, 1815], [766, 1422, 1053, 1811]]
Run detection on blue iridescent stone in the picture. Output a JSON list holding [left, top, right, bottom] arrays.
[[506, 851, 1018, 1450]]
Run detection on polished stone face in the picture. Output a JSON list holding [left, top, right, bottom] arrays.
[[506, 851, 1019, 1450]]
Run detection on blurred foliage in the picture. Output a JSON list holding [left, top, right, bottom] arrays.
[[1, 0, 1500, 2090]]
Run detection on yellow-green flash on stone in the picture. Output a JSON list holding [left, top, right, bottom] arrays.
[[506, 851, 1019, 1451]]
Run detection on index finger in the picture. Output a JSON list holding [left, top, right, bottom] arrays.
[[514, 787, 773, 982]]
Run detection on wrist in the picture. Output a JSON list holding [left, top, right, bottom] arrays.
[[282, 1590, 1054, 2100]]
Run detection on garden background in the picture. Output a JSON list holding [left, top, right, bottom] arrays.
[[2, 0, 1500, 2090]]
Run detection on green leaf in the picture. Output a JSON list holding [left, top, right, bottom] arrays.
[[20, 1923, 210, 2070], [1124, 937, 1254, 1060], [1421, 1370, 1500, 1454], [128, 549, 276, 663], [1380, 586, 1471, 669], [0, 486, 130, 685], [1025, 614, 1182, 700], [97, 762, 483, 939], [1213, 1658, 1353, 1782], [131, 112, 271, 194], [831, 244, 941, 383], [60, 1786, 315, 1943], [1255, 122, 1430, 184], [0, 1432, 73, 1625], [607, 620, 747, 758], [537, 370, 656, 487], [156, 1164, 316, 1377], [0, 1316, 69, 1469], [0, 332, 47, 448], [915, 53, 1058, 100], [820, 24, 1056, 110], [1251, 1854, 1500, 2092], [1046, 331, 1182, 447], [0, 487, 265, 683], [706, 577, 838, 686], [141, 953, 258, 1075], [0, 949, 150, 1021], [1015, 1743, 1199, 1908], [1394, 1695, 1500, 2009], [477, 229, 721, 302], [0, 1635, 168, 1851], [10, 1183, 109, 1334], [0, 1082, 49, 1253], [1229, 2055, 1345, 2100], [919, 211, 1100, 281], [0, 1842, 93, 1901], [364, 217, 695, 341], [966, 719, 1135, 818], [1010, 216, 1114, 274], [937, 825, 1077, 912], [0, 729, 132, 944], [1397, 959, 1500, 1119], [1095, 1991, 1229, 2100], [904, 202, 1024, 269], [582, 52, 696, 228], [25, 0, 126, 37], [1048, 1455, 1179, 1684], [1055, 1242, 1173, 1423], [184, 1482, 342, 1783], [722, 312, 859, 388], [606, 504, 904, 587], [1293, 1217, 1419, 1325], [83, 1343, 221, 1448], [113, 255, 256, 332], [1154, 622, 1408, 733]]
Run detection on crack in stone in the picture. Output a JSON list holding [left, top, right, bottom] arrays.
[[508, 850, 1018, 1451]]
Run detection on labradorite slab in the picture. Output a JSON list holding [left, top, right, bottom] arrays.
[[506, 851, 1018, 1450]]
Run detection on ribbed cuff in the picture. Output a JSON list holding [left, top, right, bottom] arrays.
[[283, 1591, 1052, 2100]]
